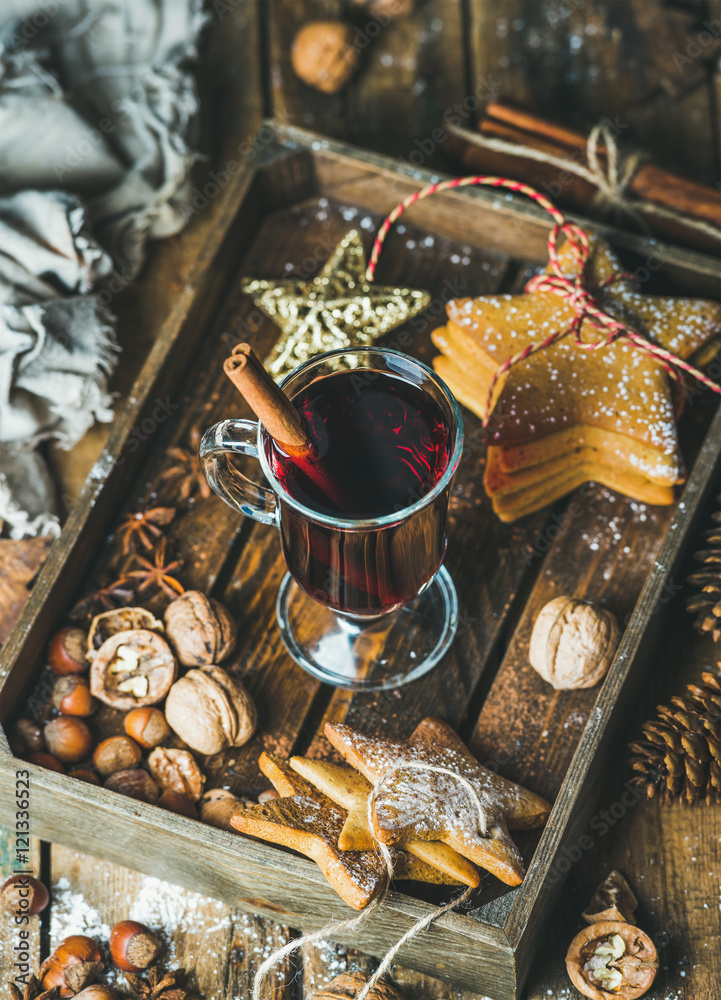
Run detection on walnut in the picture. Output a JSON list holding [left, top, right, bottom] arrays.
[[87, 607, 164, 656], [147, 747, 205, 802], [164, 591, 236, 667], [291, 21, 359, 94], [529, 596, 620, 690], [164, 666, 257, 754], [311, 972, 403, 1000], [199, 787, 248, 831], [89, 629, 177, 710], [565, 920, 658, 999]]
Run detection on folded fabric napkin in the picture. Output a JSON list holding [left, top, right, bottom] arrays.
[[0, 0, 205, 537]]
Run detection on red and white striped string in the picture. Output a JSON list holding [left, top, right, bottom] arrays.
[[366, 175, 721, 425]]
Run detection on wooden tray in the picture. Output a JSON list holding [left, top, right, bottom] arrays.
[[1, 122, 720, 1000]]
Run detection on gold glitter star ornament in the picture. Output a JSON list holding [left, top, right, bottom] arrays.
[[241, 230, 431, 378]]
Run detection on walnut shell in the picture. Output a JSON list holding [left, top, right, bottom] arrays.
[[565, 920, 658, 999], [89, 629, 177, 710], [311, 972, 403, 1000], [529, 596, 620, 690], [199, 787, 248, 831], [164, 591, 237, 667], [291, 21, 359, 94], [87, 607, 164, 656], [164, 666, 257, 755], [147, 747, 206, 802]]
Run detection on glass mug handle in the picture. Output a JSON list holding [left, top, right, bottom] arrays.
[[199, 420, 277, 526]]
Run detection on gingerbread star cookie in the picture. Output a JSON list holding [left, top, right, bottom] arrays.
[[290, 755, 480, 887], [230, 753, 461, 909], [431, 232, 721, 521], [325, 718, 551, 887]]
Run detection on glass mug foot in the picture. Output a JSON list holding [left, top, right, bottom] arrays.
[[276, 566, 459, 691]]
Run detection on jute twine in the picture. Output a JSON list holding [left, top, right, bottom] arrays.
[[252, 763, 484, 1000], [453, 122, 721, 242]]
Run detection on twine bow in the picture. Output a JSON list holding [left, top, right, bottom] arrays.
[[586, 123, 645, 228], [366, 174, 721, 426]]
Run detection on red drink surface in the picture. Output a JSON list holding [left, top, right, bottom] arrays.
[[267, 369, 453, 617], [268, 369, 450, 518]]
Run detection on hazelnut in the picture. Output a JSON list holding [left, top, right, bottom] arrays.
[[87, 607, 164, 656], [43, 717, 93, 764], [124, 706, 170, 748], [74, 989, 119, 1000], [93, 736, 142, 776], [68, 769, 101, 785], [105, 768, 159, 803], [258, 788, 280, 803], [199, 787, 247, 831], [566, 920, 658, 999], [10, 718, 44, 755], [529, 596, 620, 690], [40, 935, 104, 996], [157, 789, 198, 819], [147, 747, 205, 802], [53, 676, 97, 717], [164, 591, 237, 667], [89, 629, 177, 710], [165, 666, 257, 755], [1, 875, 49, 918], [109, 919, 161, 972], [26, 751, 65, 773], [48, 627, 88, 675], [291, 21, 359, 94]]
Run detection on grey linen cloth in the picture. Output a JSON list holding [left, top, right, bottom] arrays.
[[0, 0, 205, 537]]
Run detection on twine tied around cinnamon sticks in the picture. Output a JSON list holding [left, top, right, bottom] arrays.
[[251, 762, 482, 1000], [365, 174, 721, 426], [457, 114, 721, 246], [585, 123, 645, 228]]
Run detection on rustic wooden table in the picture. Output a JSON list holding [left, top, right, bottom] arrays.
[[2, 1, 720, 997]]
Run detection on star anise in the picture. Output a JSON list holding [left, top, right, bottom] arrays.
[[68, 576, 135, 623], [125, 538, 185, 603], [157, 426, 211, 504], [115, 507, 177, 557], [8, 976, 59, 1000], [125, 966, 199, 1000]]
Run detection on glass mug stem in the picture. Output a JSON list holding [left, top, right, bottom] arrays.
[[200, 419, 277, 526]]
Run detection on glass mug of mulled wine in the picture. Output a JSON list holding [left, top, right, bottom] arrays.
[[199, 347, 463, 690]]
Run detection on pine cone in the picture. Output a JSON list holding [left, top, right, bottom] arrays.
[[629, 669, 721, 804], [686, 504, 721, 641]]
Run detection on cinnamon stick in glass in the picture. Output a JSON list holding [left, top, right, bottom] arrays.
[[223, 343, 312, 454], [223, 343, 350, 511]]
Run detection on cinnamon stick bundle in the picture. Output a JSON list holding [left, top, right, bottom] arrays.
[[446, 101, 721, 253]]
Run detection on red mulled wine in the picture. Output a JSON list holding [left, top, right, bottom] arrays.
[[267, 368, 452, 616]]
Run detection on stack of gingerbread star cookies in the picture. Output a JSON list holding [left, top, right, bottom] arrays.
[[229, 718, 550, 909], [431, 233, 721, 522]]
